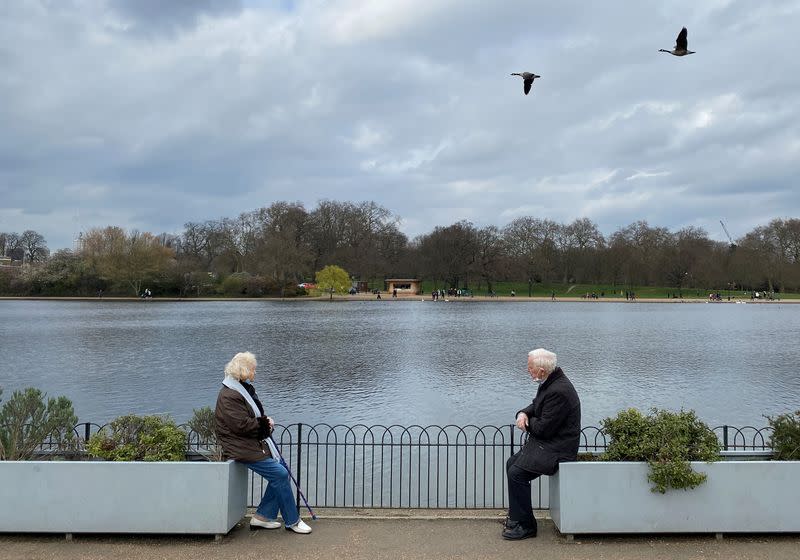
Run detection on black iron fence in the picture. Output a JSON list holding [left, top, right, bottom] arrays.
[[259, 423, 774, 509], [34, 422, 775, 509]]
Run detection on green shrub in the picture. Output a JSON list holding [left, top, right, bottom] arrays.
[[244, 275, 267, 297], [282, 283, 304, 297], [87, 414, 186, 461], [220, 273, 248, 296], [259, 277, 281, 296], [0, 387, 78, 460], [0, 387, 78, 461], [188, 406, 223, 461], [576, 452, 603, 462], [767, 410, 800, 460], [601, 408, 720, 493]]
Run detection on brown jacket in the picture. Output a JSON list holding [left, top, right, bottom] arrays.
[[214, 385, 272, 462]]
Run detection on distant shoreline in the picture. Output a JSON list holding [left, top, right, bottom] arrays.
[[1, 295, 796, 304]]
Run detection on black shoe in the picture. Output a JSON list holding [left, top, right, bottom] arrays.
[[502, 521, 537, 540]]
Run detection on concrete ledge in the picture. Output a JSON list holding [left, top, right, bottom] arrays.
[[551, 461, 800, 534], [0, 460, 248, 535]]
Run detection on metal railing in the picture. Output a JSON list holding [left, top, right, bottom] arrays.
[[258, 423, 775, 510], [35, 422, 775, 509]]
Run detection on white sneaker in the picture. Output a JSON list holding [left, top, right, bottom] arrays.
[[250, 516, 281, 530], [285, 519, 312, 534]]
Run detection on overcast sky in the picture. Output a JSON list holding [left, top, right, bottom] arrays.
[[2, 0, 799, 250]]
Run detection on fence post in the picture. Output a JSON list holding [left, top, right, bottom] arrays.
[[84, 423, 90, 443], [509, 424, 515, 456], [723, 425, 729, 451], [296, 423, 303, 509]]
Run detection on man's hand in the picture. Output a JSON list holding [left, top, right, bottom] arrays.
[[266, 416, 275, 430], [515, 412, 529, 431]]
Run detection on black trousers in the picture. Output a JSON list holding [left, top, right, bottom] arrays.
[[506, 453, 542, 528]]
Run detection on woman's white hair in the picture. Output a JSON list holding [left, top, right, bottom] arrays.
[[224, 351, 257, 381], [528, 348, 557, 374]]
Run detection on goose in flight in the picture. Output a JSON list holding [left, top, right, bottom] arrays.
[[659, 27, 695, 56], [511, 72, 541, 95]]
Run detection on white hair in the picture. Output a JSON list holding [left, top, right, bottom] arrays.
[[224, 351, 257, 381], [528, 348, 557, 374]]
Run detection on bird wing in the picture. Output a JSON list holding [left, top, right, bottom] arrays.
[[524, 78, 532, 95], [676, 27, 688, 50]]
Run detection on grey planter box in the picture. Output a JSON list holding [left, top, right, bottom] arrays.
[[0, 460, 248, 536], [550, 461, 800, 535]]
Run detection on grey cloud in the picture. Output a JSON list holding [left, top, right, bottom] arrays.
[[106, 0, 243, 35], [1, 1, 799, 249]]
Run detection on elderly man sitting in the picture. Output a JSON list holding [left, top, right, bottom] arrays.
[[503, 348, 581, 540]]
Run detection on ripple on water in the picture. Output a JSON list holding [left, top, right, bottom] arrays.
[[0, 300, 798, 427]]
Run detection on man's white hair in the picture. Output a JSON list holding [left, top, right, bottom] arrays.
[[528, 348, 557, 374], [224, 351, 257, 381]]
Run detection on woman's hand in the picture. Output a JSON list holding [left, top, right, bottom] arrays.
[[256, 416, 273, 439]]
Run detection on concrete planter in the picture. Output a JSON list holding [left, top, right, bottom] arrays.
[[0, 460, 248, 537], [550, 461, 800, 535]]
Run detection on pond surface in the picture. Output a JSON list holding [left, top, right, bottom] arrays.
[[1, 300, 798, 428]]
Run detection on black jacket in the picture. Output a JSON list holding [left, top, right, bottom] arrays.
[[513, 367, 581, 475]]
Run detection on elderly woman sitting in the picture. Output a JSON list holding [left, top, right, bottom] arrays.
[[214, 351, 312, 534]]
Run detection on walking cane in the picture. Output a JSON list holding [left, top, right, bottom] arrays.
[[266, 436, 318, 520]]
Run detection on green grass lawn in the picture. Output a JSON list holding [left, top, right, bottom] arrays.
[[417, 281, 800, 300]]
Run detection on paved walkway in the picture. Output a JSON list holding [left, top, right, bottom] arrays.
[[3, 511, 799, 560]]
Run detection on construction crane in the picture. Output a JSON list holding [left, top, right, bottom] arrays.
[[720, 220, 737, 250]]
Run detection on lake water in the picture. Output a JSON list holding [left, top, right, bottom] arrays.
[[0, 300, 798, 429]]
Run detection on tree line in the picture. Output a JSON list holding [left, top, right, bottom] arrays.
[[2, 200, 800, 296]]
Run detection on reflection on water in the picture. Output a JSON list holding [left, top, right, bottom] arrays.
[[0, 300, 798, 427]]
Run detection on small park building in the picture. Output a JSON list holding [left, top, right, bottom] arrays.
[[385, 279, 420, 295]]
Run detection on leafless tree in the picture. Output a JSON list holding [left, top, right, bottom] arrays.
[[2, 232, 22, 260], [306, 200, 406, 283], [502, 217, 560, 289], [474, 226, 507, 293], [255, 202, 314, 290], [20, 230, 49, 263], [416, 221, 478, 290]]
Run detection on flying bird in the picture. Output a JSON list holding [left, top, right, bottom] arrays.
[[510, 72, 541, 95], [659, 27, 695, 56]]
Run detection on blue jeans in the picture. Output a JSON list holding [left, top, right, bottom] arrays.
[[242, 458, 300, 526]]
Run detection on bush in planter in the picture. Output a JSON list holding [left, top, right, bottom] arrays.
[[87, 414, 186, 461], [188, 406, 223, 461], [767, 410, 800, 460], [0, 387, 78, 460], [576, 452, 603, 462], [601, 408, 720, 493]]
